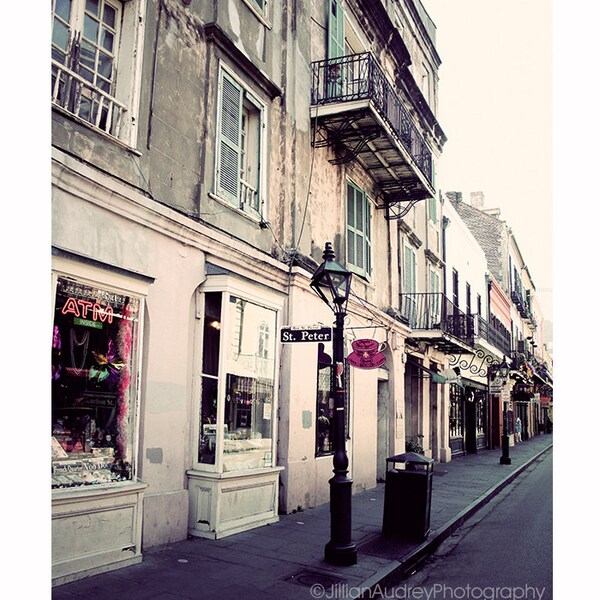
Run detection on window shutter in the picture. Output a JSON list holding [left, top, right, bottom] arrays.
[[365, 196, 371, 276], [328, 0, 345, 59], [355, 188, 364, 269], [346, 182, 356, 267], [218, 72, 243, 204]]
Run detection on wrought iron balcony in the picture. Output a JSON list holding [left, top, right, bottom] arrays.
[[473, 314, 511, 357], [399, 292, 475, 353], [310, 53, 435, 219]]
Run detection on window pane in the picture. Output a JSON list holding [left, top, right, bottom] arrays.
[[51, 277, 140, 488], [80, 40, 96, 71], [98, 51, 113, 80], [55, 0, 72, 22], [101, 28, 114, 53], [84, 14, 100, 43], [52, 20, 70, 52], [198, 377, 218, 464], [223, 296, 276, 471], [103, 3, 116, 28], [86, 0, 100, 17]]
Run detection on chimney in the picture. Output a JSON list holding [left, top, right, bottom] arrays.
[[470, 191, 485, 209], [446, 191, 462, 203]]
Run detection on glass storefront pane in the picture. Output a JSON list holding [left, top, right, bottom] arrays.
[[222, 296, 276, 471], [51, 277, 140, 488]]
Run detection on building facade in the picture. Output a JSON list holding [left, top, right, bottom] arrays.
[[51, 0, 450, 584]]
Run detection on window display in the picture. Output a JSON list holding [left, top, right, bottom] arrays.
[[198, 291, 277, 471], [51, 276, 140, 488]]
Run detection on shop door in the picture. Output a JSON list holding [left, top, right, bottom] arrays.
[[449, 384, 465, 455]]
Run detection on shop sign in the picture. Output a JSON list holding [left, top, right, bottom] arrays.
[[347, 339, 386, 370], [280, 326, 332, 343], [61, 296, 115, 324], [490, 378, 503, 393], [501, 389, 511, 403]]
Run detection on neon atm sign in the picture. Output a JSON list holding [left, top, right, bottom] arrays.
[[61, 297, 114, 324]]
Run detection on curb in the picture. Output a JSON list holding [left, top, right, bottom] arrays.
[[359, 443, 553, 596]]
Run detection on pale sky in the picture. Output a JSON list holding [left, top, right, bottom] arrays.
[[424, 0, 553, 320]]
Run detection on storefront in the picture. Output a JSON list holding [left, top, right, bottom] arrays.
[[51, 262, 147, 584], [186, 271, 284, 539]]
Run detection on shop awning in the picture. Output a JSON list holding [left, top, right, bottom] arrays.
[[411, 361, 464, 387]]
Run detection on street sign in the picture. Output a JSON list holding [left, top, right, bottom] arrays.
[[280, 326, 332, 343]]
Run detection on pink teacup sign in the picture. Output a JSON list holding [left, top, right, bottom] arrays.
[[347, 339, 387, 369]]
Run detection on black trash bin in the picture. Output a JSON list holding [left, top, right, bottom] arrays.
[[382, 452, 434, 542]]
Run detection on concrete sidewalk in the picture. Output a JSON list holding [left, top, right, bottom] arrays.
[[53, 434, 553, 600]]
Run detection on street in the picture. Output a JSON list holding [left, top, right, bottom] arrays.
[[394, 449, 552, 600]]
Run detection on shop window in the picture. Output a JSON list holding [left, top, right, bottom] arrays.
[[51, 276, 141, 488], [315, 342, 350, 457], [449, 384, 463, 439], [198, 291, 277, 471]]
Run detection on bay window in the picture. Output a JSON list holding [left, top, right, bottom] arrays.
[[197, 287, 278, 472]]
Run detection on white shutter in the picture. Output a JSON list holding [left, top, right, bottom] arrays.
[[328, 0, 345, 59], [217, 72, 243, 204]]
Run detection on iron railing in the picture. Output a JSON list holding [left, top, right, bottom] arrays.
[[311, 52, 433, 184], [474, 314, 511, 356], [52, 59, 126, 139], [399, 292, 474, 345]]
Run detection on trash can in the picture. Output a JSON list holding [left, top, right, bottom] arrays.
[[382, 452, 434, 542]]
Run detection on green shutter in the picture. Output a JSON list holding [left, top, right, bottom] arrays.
[[218, 71, 243, 204], [328, 0, 345, 59], [346, 181, 371, 277]]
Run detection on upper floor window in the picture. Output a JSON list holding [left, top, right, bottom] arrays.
[[346, 180, 372, 279], [428, 194, 438, 224], [215, 68, 265, 218], [51, 0, 145, 145]]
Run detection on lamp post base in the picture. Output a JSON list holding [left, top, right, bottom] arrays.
[[324, 475, 357, 566], [325, 541, 358, 566]]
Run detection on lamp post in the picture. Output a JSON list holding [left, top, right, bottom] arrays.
[[310, 242, 357, 566], [493, 357, 511, 465]]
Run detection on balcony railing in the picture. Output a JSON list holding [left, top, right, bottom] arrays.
[[474, 314, 511, 356], [311, 52, 433, 185], [52, 59, 126, 139], [240, 178, 260, 213], [399, 292, 474, 345]]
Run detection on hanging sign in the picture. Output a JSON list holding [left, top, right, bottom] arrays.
[[347, 339, 387, 370], [280, 326, 332, 343]]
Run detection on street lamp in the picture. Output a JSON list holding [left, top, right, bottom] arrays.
[[310, 242, 357, 566], [492, 357, 511, 465]]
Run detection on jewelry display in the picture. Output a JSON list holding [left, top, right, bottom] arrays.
[[69, 329, 90, 375]]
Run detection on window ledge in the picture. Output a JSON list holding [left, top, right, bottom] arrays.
[[52, 104, 142, 157], [208, 192, 264, 225], [241, 0, 272, 29]]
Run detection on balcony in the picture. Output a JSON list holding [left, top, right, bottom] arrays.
[[400, 293, 475, 353], [310, 53, 435, 219], [473, 314, 511, 357]]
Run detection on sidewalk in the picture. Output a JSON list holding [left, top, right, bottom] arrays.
[[53, 434, 553, 600]]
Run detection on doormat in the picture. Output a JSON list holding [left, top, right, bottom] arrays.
[[285, 570, 346, 588]]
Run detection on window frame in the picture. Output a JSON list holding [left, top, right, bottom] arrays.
[[192, 276, 282, 474], [50, 260, 146, 490], [214, 64, 267, 221], [345, 179, 372, 280], [51, 0, 147, 148]]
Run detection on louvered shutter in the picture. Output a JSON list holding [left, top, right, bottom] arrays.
[[328, 0, 345, 59], [346, 182, 356, 267], [217, 72, 243, 204]]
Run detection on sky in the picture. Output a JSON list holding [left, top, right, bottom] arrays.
[[423, 0, 553, 321]]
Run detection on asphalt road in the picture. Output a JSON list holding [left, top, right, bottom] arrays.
[[394, 448, 553, 600]]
